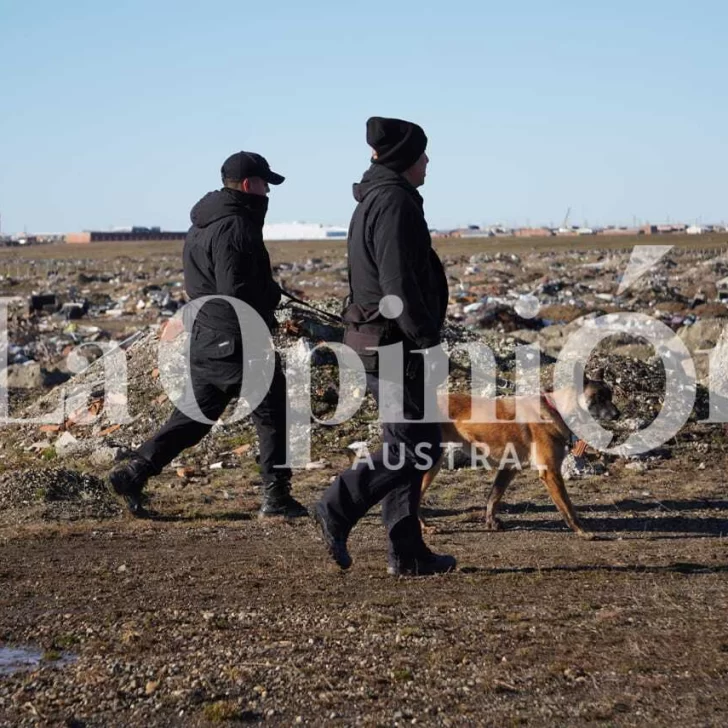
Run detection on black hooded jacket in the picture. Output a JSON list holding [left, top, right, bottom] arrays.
[[347, 165, 448, 349], [183, 187, 281, 335]]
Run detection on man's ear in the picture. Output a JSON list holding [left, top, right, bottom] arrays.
[[241, 178, 251, 193]]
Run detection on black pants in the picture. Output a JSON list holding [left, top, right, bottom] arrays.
[[136, 324, 291, 485], [317, 364, 442, 551]]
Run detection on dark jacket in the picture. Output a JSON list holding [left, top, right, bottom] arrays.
[[182, 187, 281, 336], [346, 165, 448, 349]]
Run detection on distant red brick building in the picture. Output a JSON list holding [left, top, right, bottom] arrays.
[[66, 228, 186, 244]]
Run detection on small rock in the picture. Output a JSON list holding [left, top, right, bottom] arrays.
[[305, 460, 329, 470], [55, 431, 80, 457], [625, 461, 649, 472], [90, 446, 119, 467], [28, 440, 53, 453], [6, 361, 44, 389]]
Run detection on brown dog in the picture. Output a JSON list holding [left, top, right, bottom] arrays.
[[420, 369, 619, 538]]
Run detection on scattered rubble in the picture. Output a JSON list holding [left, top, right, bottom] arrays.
[[561, 453, 608, 481], [1, 244, 727, 520], [0, 466, 122, 522]]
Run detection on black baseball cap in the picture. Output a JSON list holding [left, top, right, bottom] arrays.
[[221, 151, 285, 185]]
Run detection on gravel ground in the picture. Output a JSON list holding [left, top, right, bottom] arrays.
[[1, 458, 728, 727]]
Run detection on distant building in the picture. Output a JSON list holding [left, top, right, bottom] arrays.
[[452, 226, 495, 239], [513, 227, 554, 238], [447, 225, 515, 238], [596, 227, 643, 236], [656, 224, 687, 234], [66, 227, 187, 244], [262, 222, 347, 241], [29, 233, 65, 244], [642, 223, 689, 235]]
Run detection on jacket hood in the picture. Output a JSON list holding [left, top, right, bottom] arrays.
[[352, 164, 421, 204], [190, 187, 269, 228]]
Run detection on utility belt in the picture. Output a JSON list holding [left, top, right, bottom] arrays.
[[341, 302, 401, 373]]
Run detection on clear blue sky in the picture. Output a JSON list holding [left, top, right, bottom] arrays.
[[1, 0, 726, 233]]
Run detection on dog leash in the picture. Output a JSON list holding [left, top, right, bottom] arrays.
[[278, 294, 585, 464], [278, 288, 344, 325]]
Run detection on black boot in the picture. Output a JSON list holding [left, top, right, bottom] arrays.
[[387, 517, 456, 576], [387, 547, 457, 576], [108, 455, 156, 518], [312, 501, 352, 570], [259, 481, 308, 519]]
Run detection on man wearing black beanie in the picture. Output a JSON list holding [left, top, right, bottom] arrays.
[[313, 117, 456, 576]]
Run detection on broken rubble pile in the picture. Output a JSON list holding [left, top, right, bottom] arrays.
[[3, 301, 708, 468], [2, 301, 482, 470], [445, 247, 728, 362], [0, 466, 121, 521], [3, 240, 726, 491], [1, 255, 189, 397]]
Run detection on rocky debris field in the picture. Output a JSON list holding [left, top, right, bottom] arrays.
[[1, 238, 728, 726]]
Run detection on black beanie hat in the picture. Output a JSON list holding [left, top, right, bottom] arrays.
[[366, 116, 427, 173]]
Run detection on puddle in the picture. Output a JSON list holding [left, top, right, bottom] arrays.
[[0, 645, 76, 676]]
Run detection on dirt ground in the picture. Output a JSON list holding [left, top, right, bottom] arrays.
[[1, 460, 728, 727], [1, 236, 728, 727]]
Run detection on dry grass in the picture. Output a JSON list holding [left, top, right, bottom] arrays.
[[2, 232, 727, 266]]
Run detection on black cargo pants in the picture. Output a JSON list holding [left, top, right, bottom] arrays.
[[317, 360, 442, 549], [136, 323, 291, 484]]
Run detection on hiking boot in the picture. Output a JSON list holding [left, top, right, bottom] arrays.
[[312, 502, 352, 570], [387, 546, 457, 577], [387, 515, 455, 576], [259, 481, 308, 519], [108, 455, 155, 518]]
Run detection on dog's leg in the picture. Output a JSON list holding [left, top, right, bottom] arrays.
[[538, 463, 592, 539], [485, 468, 517, 530], [419, 453, 445, 533]]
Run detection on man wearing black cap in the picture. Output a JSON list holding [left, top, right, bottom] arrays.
[[313, 117, 456, 576], [108, 151, 307, 520]]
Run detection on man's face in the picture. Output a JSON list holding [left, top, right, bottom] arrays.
[[243, 177, 270, 196], [407, 152, 429, 188]]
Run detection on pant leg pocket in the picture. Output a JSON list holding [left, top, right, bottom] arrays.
[[193, 327, 238, 360]]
